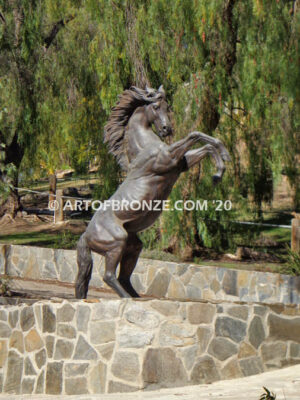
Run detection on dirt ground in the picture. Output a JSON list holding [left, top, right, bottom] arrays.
[[0, 215, 87, 236]]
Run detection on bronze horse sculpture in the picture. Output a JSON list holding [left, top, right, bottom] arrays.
[[75, 86, 230, 299]]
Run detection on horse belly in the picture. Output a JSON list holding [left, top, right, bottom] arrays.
[[113, 178, 163, 207], [111, 174, 178, 227], [124, 210, 162, 232]]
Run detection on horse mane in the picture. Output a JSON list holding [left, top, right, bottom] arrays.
[[104, 86, 162, 171]]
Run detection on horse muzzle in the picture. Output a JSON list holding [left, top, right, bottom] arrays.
[[161, 126, 173, 137]]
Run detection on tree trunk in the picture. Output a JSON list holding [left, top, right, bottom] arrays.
[[0, 131, 24, 218], [0, 165, 21, 218], [0, 5, 75, 219], [49, 174, 57, 203], [125, 1, 150, 88], [293, 178, 300, 211], [0, 186, 20, 218], [199, 0, 237, 133]]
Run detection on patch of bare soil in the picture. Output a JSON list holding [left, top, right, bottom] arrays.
[[0, 277, 118, 305], [0, 215, 87, 236]]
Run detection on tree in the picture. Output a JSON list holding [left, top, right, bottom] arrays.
[[0, 0, 75, 217], [1, 0, 298, 254]]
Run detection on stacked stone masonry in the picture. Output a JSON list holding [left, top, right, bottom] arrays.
[[0, 298, 299, 394], [0, 244, 299, 304]]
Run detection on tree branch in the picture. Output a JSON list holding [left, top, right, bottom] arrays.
[[222, 0, 238, 76], [223, 111, 246, 127], [44, 14, 76, 49], [232, 106, 247, 114], [125, 3, 150, 87], [111, 1, 121, 10], [0, 10, 6, 24]]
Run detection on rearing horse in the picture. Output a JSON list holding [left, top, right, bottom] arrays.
[[75, 86, 230, 298]]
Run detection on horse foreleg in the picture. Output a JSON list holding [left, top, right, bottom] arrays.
[[188, 131, 231, 162], [169, 131, 230, 162], [154, 132, 221, 174], [184, 145, 225, 184], [118, 233, 143, 298]]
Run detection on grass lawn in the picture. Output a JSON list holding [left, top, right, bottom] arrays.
[[0, 231, 80, 249]]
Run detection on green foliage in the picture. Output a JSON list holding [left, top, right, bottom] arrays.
[[52, 230, 80, 250], [0, 0, 299, 252], [158, 162, 257, 253], [140, 220, 161, 250], [281, 246, 300, 276], [0, 276, 11, 297], [0, 160, 16, 199], [92, 150, 120, 201]]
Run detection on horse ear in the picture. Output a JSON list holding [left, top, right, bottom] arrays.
[[158, 85, 165, 95]]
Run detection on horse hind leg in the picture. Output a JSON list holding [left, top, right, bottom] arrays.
[[118, 233, 143, 298], [75, 234, 93, 299], [86, 221, 131, 298], [83, 221, 131, 298], [103, 241, 132, 298]]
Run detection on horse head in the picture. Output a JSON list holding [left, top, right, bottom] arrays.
[[144, 85, 173, 138], [104, 85, 173, 171]]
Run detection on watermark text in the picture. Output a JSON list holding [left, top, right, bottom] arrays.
[[48, 199, 232, 212]]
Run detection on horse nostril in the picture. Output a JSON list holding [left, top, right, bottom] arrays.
[[163, 126, 172, 134]]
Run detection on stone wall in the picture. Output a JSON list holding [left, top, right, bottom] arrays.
[[0, 298, 299, 394], [0, 244, 299, 304]]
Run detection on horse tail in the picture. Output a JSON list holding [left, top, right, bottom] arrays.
[[75, 233, 93, 299]]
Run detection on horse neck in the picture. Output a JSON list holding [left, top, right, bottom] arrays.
[[125, 107, 161, 162]]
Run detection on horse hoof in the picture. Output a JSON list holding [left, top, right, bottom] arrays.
[[212, 175, 222, 185], [221, 151, 231, 162]]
